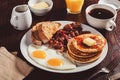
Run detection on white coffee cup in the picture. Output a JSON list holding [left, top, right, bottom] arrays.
[[85, 4, 117, 31], [10, 4, 32, 30]]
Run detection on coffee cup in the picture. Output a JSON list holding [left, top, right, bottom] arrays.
[[85, 4, 117, 31], [10, 4, 32, 30]]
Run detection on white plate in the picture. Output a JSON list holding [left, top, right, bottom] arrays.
[[20, 21, 108, 73]]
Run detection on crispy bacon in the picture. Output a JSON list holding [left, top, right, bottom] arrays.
[[48, 22, 91, 52]]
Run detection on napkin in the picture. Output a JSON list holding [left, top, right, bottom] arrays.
[[0, 47, 34, 80]]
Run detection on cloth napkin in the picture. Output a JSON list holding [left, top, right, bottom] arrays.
[[0, 47, 34, 80]]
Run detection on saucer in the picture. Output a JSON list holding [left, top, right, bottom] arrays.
[[98, 0, 120, 10]]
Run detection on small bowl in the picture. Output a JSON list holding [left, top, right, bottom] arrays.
[[28, 0, 53, 16]]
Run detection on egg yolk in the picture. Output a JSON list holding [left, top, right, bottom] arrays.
[[47, 58, 63, 66], [32, 50, 46, 59]]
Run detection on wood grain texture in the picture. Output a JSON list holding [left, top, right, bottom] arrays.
[[0, 0, 120, 80]]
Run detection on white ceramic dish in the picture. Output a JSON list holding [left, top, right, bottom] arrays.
[[98, 0, 120, 10], [28, 0, 53, 16], [20, 21, 108, 73]]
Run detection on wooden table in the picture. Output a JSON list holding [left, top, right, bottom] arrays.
[[0, 0, 120, 80]]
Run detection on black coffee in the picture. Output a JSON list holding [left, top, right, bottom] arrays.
[[89, 8, 114, 19]]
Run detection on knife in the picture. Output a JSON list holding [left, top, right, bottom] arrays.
[[87, 56, 120, 80]]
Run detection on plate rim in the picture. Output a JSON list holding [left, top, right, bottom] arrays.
[[20, 21, 108, 73]]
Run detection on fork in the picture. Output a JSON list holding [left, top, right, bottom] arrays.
[[87, 56, 120, 80]]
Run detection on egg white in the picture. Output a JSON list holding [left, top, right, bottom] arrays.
[[27, 44, 76, 70]]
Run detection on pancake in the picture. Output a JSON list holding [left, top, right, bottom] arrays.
[[66, 33, 106, 64], [73, 34, 106, 53], [67, 50, 102, 63], [67, 39, 99, 58]]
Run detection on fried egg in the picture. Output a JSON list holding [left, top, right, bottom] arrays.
[[28, 44, 76, 70]]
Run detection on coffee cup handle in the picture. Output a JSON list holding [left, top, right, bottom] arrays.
[[10, 16, 18, 27], [105, 20, 116, 31]]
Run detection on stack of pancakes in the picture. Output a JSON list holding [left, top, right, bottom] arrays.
[[67, 33, 106, 64]]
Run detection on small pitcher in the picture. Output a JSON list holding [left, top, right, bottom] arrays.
[[10, 4, 32, 30]]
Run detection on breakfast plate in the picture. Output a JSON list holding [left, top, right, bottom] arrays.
[[20, 21, 108, 73]]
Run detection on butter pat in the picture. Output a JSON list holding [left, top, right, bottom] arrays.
[[32, 2, 49, 9], [83, 37, 96, 46]]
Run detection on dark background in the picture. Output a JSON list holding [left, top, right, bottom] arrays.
[[0, 0, 120, 80]]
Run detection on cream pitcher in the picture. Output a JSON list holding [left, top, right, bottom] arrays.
[[10, 4, 32, 30]]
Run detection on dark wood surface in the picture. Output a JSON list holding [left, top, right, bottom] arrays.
[[0, 0, 120, 80]]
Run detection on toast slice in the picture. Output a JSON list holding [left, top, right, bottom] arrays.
[[31, 21, 61, 44]]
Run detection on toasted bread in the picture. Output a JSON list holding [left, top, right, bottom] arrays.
[[31, 33, 42, 45], [31, 21, 61, 45]]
